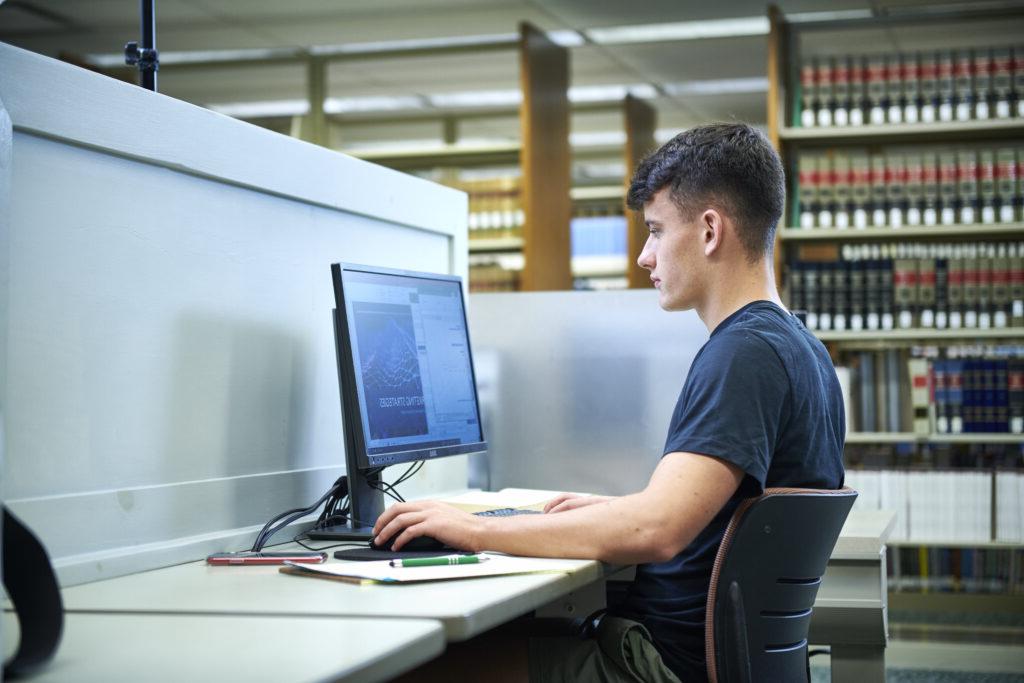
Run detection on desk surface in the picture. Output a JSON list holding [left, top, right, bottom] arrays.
[[60, 552, 604, 642], [3, 611, 443, 683]]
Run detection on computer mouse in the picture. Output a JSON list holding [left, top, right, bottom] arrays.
[[369, 534, 448, 552]]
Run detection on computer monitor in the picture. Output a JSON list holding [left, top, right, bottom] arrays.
[[312, 263, 488, 540]]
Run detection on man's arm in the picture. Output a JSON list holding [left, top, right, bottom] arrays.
[[371, 451, 744, 565]]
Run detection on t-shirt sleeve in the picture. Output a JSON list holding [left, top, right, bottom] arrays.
[[663, 330, 789, 492]]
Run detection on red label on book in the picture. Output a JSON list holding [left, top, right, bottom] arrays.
[[1009, 373, 1024, 391], [949, 269, 964, 285], [913, 375, 928, 389], [919, 271, 936, 285], [958, 161, 978, 181]]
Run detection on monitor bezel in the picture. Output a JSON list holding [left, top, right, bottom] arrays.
[[331, 262, 489, 472]]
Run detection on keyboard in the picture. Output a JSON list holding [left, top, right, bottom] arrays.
[[473, 507, 544, 517]]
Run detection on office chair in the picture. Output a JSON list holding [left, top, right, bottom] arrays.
[[705, 486, 857, 683]]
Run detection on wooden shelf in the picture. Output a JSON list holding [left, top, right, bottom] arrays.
[[468, 236, 523, 253], [846, 432, 1024, 445], [888, 539, 1024, 549], [780, 223, 1024, 241], [815, 328, 1024, 342], [779, 118, 1024, 146]]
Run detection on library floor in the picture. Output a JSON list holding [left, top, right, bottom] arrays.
[[811, 626, 1024, 682]]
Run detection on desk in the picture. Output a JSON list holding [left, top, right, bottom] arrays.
[[2, 611, 443, 683], [61, 553, 605, 642], [810, 509, 896, 682], [56, 497, 893, 682]]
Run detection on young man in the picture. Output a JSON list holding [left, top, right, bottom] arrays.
[[374, 122, 845, 682]]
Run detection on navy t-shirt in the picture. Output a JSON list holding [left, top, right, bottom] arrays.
[[612, 301, 845, 682]]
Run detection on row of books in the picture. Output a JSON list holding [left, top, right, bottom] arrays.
[[841, 346, 1024, 435], [458, 177, 525, 241], [844, 469, 1006, 542], [888, 545, 1023, 594], [570, 213, 627, 258], [798, 45, 1024, 127], [787, 241, 1024, 331], [928, 356, 1024, 435], [794, 147, 1022, 229], [468, 263, 519, 292]]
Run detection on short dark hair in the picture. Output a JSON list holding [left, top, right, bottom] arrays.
[[626, 122, 785, 262]]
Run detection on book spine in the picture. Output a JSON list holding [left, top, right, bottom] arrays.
[[983, 359, 997, 433], [939, 151, 959, 225], [957, 149, 979, 225], [1017, 46, 1024, 117], [947, 245, 965, 329], [935, 253, 949, 329], [817, 56, 835, 126], [833, 151, 852, 228], [834, 55, 852, 126], [905, 153, 925, 226], [819, 260, 835, 330], [867, 53, 887, 124], [954, 48, 975, 121], [992, 46, 1014, 119], [918, 253, 936, 328], [881, 255, 895, 330], [963, 358, 978, 433], [977, 245, 993, 329], [788, 260, 805, 313], [887, 53, 906, 124], [992, 244, 1011, 329], [996, 148, 1018, 223], [947, 358, 964, 433], [1009, 357, 1024, 434], [859, 351, 877, 431], [804, 262, 820, 330], [979, 149, 998, 225], [851, 55, 868, 126], [1010, 243, 1024, 327], [851, 151, 871, 228], [834, 260, 849, 330], [909, 357, 930, 436], [974, 48, 994, 120], [887, 349, 903, 431], [937, 50, 956, 121], [849, 253, 866, 331], [963, 246, 980, 328], [800, 58, 818, 127], [798, 154, 818, 228], [871, 155, 888, 227], [818, 155, 835, 228], [919, 51, 939, 122], [894, 253, 917, 329], [865, 252, 881, 330], [995, 359, 1009, 433], [887, 153, 907, 228], [903, 52, 922, 123], [933, 358, 949, 433]]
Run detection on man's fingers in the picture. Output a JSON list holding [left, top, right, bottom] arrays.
[[543, 493, 578, 513]]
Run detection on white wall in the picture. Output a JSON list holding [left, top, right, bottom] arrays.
[[0, 43, 469, 585]]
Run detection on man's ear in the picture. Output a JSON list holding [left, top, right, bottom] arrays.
[[701, 209, 723, 257]]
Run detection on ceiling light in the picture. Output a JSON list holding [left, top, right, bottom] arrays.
[[569, 131, 627, 147], [547, 30, 586, 47], [87, 47, 301, 68], [207, 99, 309, 118], [664, 77, 768, 96], [569, 83, 658, 102], [312, 33, 518, 56], [586, 17, 769, 44], [429, 89, 522, 108], [788, 9, 874, 23], [324, 95, 425, 113]]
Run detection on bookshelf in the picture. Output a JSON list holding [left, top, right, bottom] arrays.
[[780, 222, 1024, 241], [768, 5, 1024, 598]]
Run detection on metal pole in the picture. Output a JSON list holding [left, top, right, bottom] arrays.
[[140, 0, 157, 91]]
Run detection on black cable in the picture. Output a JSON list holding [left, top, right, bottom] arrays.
[[251, 476, 348, 551]]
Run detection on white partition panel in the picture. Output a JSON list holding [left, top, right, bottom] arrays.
[[0, 43, 468, 585]]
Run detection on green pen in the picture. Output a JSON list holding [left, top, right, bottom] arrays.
[[389, 554, 488, 568]]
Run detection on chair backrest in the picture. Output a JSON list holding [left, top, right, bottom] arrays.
[[705, 487, 857, 683]]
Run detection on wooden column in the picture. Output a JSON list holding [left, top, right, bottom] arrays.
[[304, 56, 328, 147], [518, 22, 572, 291], [767, 5, 787, 285], [623, 95, 657, 289]]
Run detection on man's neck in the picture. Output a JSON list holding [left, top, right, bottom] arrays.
[[696, 259, 785, 333]]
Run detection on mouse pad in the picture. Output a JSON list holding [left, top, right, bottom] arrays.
[[334, 548, 469, 562]]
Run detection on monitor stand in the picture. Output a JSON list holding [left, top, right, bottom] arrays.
[[306, 465, 384, 541]]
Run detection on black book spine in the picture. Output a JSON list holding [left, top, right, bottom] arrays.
[[1009, 357, 1024, 434], [850, 258, 866, 330], [935, 256, 949, 329], [995, 359, 1009, 433]]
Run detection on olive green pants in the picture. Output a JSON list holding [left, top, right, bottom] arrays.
[[528, 616, 683, 683]]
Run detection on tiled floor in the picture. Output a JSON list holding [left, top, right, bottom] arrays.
[[811, 640, 1024, 682]]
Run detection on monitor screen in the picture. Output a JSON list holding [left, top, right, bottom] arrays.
[[332, 263, 487, 470]]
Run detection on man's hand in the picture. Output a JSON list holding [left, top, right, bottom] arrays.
[[543, 493, 615, 513], [372, 500, 486, 552]]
